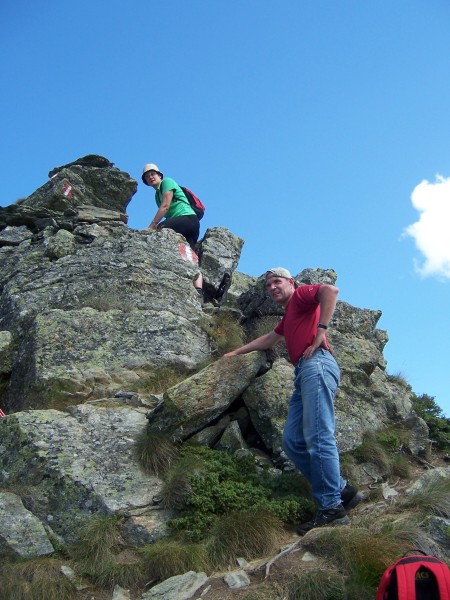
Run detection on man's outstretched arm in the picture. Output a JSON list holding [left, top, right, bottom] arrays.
[[224, 330, 284, 357]]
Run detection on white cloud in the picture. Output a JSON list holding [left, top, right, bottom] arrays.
[[404, 175, 450, 279]]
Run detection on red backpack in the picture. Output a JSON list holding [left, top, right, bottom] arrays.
[[180, 186, 205, 220], [376, 554, 450, 600]]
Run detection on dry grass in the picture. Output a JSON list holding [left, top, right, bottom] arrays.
[[0, 558, 78, 600]]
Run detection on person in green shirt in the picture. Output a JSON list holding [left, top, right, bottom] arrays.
[[142, 163, 203, 295]]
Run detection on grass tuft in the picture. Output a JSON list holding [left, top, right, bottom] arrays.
[[70, 515, 145, 589], [286, 566, 346, 600], [398, 477, 450, 518], [0, 558, 77, 600], [303, 521, 416, 593], [135, 430, 180, 476], [131, 366, 186, 395], [206, 509, 284, 568], [206, 310, 245, 355], [140, 539, 210, 582], [160, 452, 205, 509]]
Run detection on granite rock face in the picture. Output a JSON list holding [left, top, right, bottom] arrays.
[[0, 155, 434, 566]]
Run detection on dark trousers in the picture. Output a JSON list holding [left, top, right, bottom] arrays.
[[159, 215, 199, 250]]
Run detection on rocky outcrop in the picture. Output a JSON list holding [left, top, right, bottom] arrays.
[[0, 155, 439, 579]]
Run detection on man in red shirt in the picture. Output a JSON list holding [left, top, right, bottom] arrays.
[[225, 268, 362, 534]]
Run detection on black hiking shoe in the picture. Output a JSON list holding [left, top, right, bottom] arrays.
[[341, 484, 364, 511], [296, 504, 350, 536], [215, 272, 231, 303]]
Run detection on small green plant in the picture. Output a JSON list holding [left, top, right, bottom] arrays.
[[89, 558, 144, 589], [0, 558, 77, 600], [285, 566, 346, 600], [135, 429, 180, 476], [140, 539, 209, 582], [74, 293, 134, 312], [206, 509, 284, 568], [71, 514, 121, 570], [241, 591, 281, 600], [250, 315, 281, 339]]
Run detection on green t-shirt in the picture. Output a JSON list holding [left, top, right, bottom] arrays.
[[155, 177, 196, 219]]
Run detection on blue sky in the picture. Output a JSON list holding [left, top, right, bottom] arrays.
[[1, 1, 450, 417]]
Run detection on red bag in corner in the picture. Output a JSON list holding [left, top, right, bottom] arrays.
[[376, 554, 450, 600]]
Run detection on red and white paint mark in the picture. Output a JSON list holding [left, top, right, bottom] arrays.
[[178, 243, 199, 264], [0, 408, 6, 418], [62, 182, 74, 198]]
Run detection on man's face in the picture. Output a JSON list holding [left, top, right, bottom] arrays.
[[144, 170, 162, 188], [265, 276, 295, 306]]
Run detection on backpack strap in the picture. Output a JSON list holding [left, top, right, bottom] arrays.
[[375, 564, 395, 599], [394, 561, 417, 600], [433, 561, 450, 600], [394, 556, 450, 600]]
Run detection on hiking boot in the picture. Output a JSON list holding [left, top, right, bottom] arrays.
[[215, 272, 231, 303], [296, 504, 350, 536], [341, 484, 364, 511]]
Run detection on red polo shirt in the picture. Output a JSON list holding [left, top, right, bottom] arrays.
[[274, 284, 331, 365]]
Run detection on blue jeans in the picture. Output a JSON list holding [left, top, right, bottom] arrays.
[[282, 348, 346, 510]]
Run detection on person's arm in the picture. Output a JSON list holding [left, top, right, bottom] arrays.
[[147, 190, 174, 230], [223, 330, 284, 357], [302, 284, 338, 359]]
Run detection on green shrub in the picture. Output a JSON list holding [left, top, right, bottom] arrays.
[[412, 393, 450, 451], [160, 452, 205, 509], [71, 514, 122, 566], [353, 434, 391, 473], [391, 453, 412, 479], [386, 372, 410, 387], [167, 446, 312, 541], [304, 523, 414, 595]]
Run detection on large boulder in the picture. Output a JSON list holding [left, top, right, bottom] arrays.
[[0, 492, 55, 557], [198, 227, 244, 302], [147, 352, 269, 440], [0, 405, 164, 542], [0, 225, 210, 411]]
